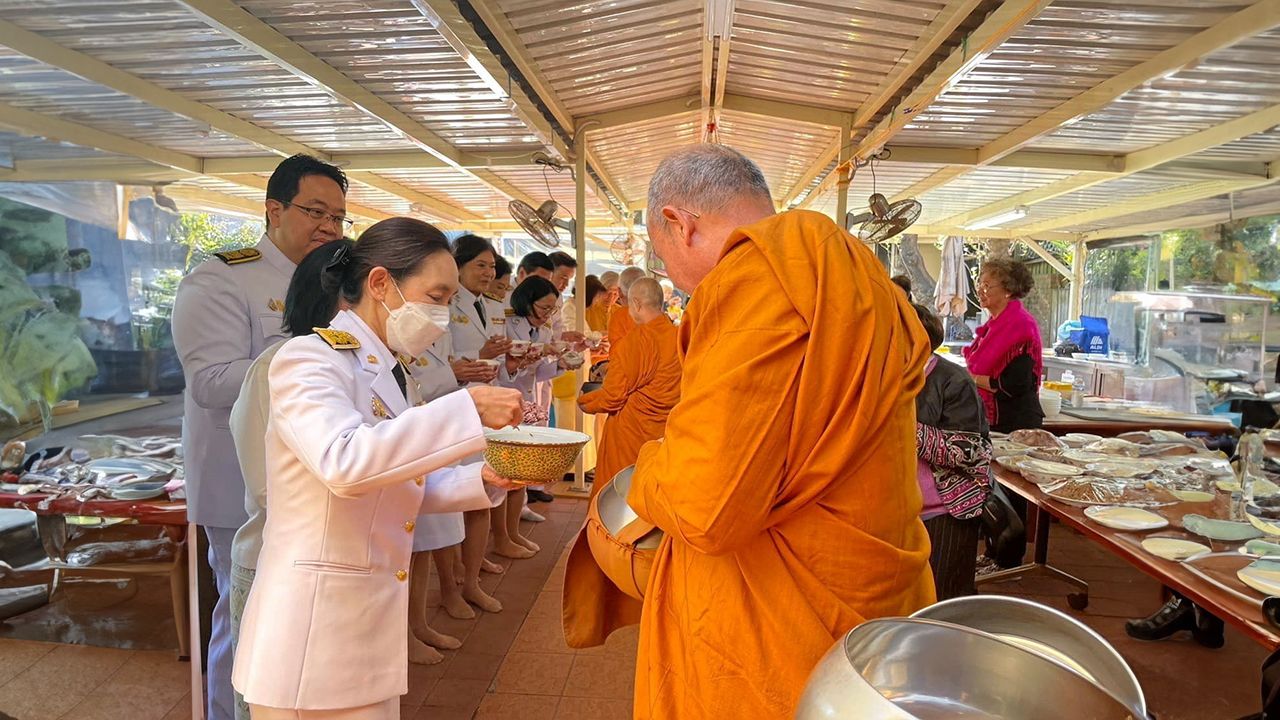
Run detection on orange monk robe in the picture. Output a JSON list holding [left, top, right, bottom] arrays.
[[584, 302, 612, 334], [627, 210, 935, 720], [561, 315, 682, 649], [579, 315, 681, 495], [606, 300, 635, 350]]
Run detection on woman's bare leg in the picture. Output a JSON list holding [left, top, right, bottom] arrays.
[[461, 509, 502, 613], [408, 552, 447, 664], [507, 488, 540, 554], [435, 543, 474, 620], [491, 495, 534, 559]]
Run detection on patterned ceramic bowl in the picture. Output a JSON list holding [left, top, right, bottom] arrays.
[[484, 426, 589, 484]]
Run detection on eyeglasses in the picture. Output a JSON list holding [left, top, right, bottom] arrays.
[[532, 302, 558, 316], [279, 200, 354, 230]]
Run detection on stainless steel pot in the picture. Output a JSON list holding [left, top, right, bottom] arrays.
[[911, 595, 1146, 719], [796, 617, 1138, 719]]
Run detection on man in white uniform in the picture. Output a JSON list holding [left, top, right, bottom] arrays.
[[171, 154, 349, 720]]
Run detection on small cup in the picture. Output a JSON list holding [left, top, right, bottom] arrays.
[[585, 331, 604, 348], [562, 351, 584, 369], [529, 342, 546, 355], [509, 340, 530, 357], [549, 341, 569, 355]]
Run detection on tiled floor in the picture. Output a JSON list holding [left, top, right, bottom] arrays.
[[0, 499, 1270, 719]]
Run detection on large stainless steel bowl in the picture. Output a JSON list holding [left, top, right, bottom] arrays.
[[796, 618, 1137, 720], [911, 595, 1146, 719], [595, 466, 663, 550]]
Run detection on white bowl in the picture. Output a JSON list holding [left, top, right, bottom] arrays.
[[1040, 392, 1063, 418]]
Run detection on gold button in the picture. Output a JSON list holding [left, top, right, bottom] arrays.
[[414, 477, 424, 486], [395, 570, 408, 582], [404, 520, 416, 533]]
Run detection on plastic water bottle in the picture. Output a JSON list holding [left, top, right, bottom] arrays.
[[1071, 372, 1088, 407]]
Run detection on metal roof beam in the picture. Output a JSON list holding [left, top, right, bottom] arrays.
[[580, 97, 701, 132], [934, 101, 1280, 228], [854, 0, 1053, 161], [451, 0, 629, 218], [1081, 194, 1280, 243], [347, 172, 480, 223], [720, 94, 851, 128], [882, 146, 1124, 173], [1017, 176, 1280, 234], [0, 102, 202, 173], [0, 19, 315, 159]]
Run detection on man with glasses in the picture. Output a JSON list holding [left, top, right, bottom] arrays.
[[172, 154, 348, 720]]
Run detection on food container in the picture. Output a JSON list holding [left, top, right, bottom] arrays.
[[796, 617, 1136, 720], [585, 330, 604, 347], [548, 340, 569, 355], [483, 426, 589, 484], [529, 342, 546, 355], [909, 596, 1146, 719], [1040, 390, 1063, 418], [508, 340, 530, 357], [561, 350, 584, 369]]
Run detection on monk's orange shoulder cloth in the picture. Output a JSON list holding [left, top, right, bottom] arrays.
[[623, 209, 936, 720]]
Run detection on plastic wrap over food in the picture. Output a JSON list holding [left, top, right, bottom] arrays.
[[65, 538, 177, 567]]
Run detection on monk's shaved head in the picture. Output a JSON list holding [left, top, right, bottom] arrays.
[[619, 267, 646, 296], [646, 144, 775, 293], [629, 278, 664, 310], [600, 270, 620, 289]]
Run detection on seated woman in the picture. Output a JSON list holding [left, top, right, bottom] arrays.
[[232, 217, 523, 720], [964, 258, 1044, 433], [912, 304, 992, 600]]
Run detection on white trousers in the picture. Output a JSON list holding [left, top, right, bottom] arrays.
[[206, 526, 237, 720], [249, 698, 397, 720]]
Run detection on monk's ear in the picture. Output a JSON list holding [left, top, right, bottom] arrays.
[[660, 206, 696, 248]]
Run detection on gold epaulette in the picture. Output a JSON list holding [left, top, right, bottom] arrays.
[[315, 328, 360, 350], [214, 248, 261, 265], [504, 308, 515, 317], [483, 293, 502, 302]]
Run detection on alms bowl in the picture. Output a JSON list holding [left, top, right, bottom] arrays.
[[484, 426, 589, 484]]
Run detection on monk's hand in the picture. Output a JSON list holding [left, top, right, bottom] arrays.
[[479, 335, 512, 360], [452, 358, 497, 383], [560, 331, 586, 345], [481, 464, 520, 491], [466, 386, 523, 429]]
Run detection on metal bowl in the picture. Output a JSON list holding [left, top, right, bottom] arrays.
[[796, 617, 1138, 720], [483, 426, 589, 484], [595, 466, 663, 550], [911, 595, 1146, 719], [581, 381, 603, 394]]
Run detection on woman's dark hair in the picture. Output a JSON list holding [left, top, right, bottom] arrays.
[[452, 233, 496, 269], [584, 275, 606, 306], [519, 251, 554, 275], [320, 217, 451, 305], [283, 241, 346, 336], [981, 258, 1035, 299], [912, 303, 945, 351], [493, 254, 512, 280], [510, 276, 558, 318], [891, 274, 913, 298]]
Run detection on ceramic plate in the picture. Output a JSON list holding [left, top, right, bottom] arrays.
[[1238, 560, 1280, 596], [1141, 537, 1210, 561], [109, 485, 167, 501], [1183, 513, 1264, 541], [1217, 479, 1242, 492], [1018, 459, 1083, 477], [1244, 539, 1280, 558], [1169, 490, 1214, 503], [1083, 506, 1168, 531], [1246, 511, 1280, 538]]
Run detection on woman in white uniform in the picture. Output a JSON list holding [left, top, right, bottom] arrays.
[[404, 332, 468, 663], [496, 276, 570, 554], [444, 234, 511, 616], [228, 241, 345, 720], [232, 218, 523, 720]]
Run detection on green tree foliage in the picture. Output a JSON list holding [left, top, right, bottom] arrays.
[[145, 213, 262, 314]]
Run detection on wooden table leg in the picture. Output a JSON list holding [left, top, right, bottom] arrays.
[[171, 531, 191, 660]]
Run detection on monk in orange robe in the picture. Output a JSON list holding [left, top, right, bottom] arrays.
[[606, 266, 644, 349], [579, 277, 681, 495], [628, 144, 935, 719]]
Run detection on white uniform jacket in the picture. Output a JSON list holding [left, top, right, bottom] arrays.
[[448, 285, 499, 363], [172, 236, 294, 528], [232, 310, 492, 710], [500, 315, 560, 410], [228, 341, 283, 571]]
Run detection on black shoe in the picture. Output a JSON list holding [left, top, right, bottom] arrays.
[[1192, 606, 1225, 649], [1125, 596, 1194, 641], [527, 489, 555, 503]]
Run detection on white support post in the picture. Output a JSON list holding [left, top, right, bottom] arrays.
[[834, 116, 853, 225], [1070, 240, 1087, 320], [571, 127, 589, 495]]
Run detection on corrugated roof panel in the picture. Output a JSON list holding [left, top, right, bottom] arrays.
[[0, 131, 131, 163], [808, 162, 950, 220], [888, 1, 1255, 149], [1191, 129, 1280, 162], [376, 168, 509, 217], [727, 0, 947, 110], [914, 167, 1080, 224], [716, 111, 841, 202], [487, 165, 614, 220], [588, 111, 703, 206], [1066, 182, 1280, 234], [498, 0, 703, 116], [998, 172, 1197, 229]]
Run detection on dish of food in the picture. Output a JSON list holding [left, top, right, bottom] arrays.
[[1019, 459, 1082, 477], [1009, 429, 1064, 449], [1141, 537, 1210, 561], [1182, 514, 1264, 541], [1045, 479, 1179, 508], [993, 440, 1031, 458], [1083, 438, 1142, 458], [1060, 433, 1103, 448], [1083, 506, 1168, 531], [1059, 450, 1111, 466], [1084, 460, 1157, 479], [996, 456, 1028, 473]]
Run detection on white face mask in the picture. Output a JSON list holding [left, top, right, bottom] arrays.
[[381, 282, 450, 358]]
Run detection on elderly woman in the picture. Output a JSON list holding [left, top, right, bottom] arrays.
[[964, 258, 1044, 433], [912, 304, 991, 600]]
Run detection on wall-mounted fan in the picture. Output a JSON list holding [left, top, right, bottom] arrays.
[[508, 152, 578, 248], [610, 233, 646, 265], [844, 149, 922, 244], [646, 245, 668, 278]]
